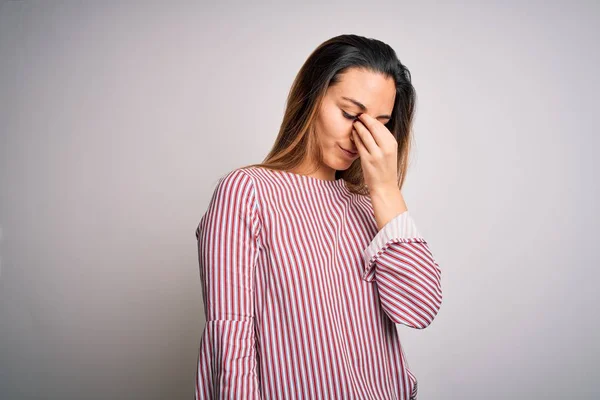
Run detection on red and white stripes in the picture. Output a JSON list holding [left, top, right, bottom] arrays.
[[195, 167, 442, 399], [195, 169, 261, 399], [362, 211, 443, 329]]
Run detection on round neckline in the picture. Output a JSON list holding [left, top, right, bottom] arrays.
[[256, 167, 347, 189]]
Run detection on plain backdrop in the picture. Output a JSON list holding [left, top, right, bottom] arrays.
[[0, 1, 598, 399]]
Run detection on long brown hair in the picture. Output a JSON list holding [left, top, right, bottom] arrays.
[[238, 34, 417, 196]]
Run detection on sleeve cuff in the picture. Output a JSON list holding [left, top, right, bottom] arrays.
[[362, 210, 425, 275]]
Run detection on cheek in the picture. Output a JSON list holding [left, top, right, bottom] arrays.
[[323, 113, 351, 139], [315, 104, 352, 144]]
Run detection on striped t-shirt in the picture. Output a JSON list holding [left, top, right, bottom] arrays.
[[194, 166, 442, 400]]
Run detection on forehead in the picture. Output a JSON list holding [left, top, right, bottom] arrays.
[[329, 68, 396, 112]]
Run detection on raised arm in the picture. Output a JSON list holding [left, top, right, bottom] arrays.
[[362, 210, 442, 329], [195, 169, 262, 399]]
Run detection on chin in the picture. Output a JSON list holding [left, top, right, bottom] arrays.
[[330, 159, 353, 171]]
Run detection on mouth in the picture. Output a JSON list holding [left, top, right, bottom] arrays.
[[339, 145, 358, 158]]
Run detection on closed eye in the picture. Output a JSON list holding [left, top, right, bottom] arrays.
[[342, 109, 392, 123], [341, 110, 358, 120]]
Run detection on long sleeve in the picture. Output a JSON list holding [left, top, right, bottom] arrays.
[[362, 210, 442, 329], [194, 169, 262, 399]]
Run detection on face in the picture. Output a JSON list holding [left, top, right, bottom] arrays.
[[312, 67, 396, 178]]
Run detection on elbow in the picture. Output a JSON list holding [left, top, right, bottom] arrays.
[[386, 290, 442, 329], [398, 304, 441, 330], [412, 300, 442, 329], [418, 283, 443, 329], [416, 264, 443, 329]]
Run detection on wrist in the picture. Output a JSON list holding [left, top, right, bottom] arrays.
[[369, 183, 400, 198]]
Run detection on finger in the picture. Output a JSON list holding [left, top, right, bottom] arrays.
[[352, 128, 368, 158], [353, 119, 379, 155], [357, 113, 386, 147]]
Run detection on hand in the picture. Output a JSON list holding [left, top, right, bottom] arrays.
[[351, 113, 399, 193]]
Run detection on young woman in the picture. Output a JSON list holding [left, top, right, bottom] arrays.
[[194, 34, 442, 400]]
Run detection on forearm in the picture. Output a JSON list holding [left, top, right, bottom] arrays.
[[363, 185, 443, 329], [369, 185, 408, 231]]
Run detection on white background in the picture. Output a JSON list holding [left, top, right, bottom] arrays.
[[0, 1, 598, 399]]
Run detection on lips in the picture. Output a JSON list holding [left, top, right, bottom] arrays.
[[340, 145, 358, 158], [342, 147, 358, 156]]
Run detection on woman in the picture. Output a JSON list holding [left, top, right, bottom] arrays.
[[194, 34, 442, 400]]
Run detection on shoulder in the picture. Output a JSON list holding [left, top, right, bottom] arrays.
[[198, 168, 262, 241], [201, 168, 260, 227], [213, 167, 257, 200], [224, 165, 276, 191]]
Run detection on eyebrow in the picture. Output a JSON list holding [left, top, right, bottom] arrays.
[[341, 96, 392, 119]]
